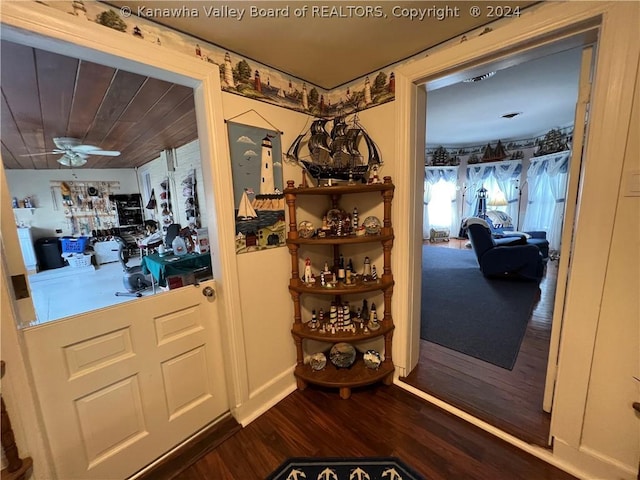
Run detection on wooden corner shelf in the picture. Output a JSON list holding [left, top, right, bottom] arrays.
[[285, 176, 395, 398]]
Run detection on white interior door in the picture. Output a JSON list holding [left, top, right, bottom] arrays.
[[22, 280, 228, 479], [542, 45, 595, 413]]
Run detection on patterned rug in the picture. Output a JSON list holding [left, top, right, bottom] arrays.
[[267, 457, 424, 480]]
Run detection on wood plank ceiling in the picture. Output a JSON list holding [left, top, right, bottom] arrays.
[[0, 40, 198, 170]]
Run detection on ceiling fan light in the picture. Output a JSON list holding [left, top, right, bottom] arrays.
[[57, 155, 88, 167]]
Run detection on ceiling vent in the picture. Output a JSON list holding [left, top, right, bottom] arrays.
[[463, 71, 496, 83]]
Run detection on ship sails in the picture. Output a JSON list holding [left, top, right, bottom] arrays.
[[236, 189, 257, 220], [285, 115, 381, 183]]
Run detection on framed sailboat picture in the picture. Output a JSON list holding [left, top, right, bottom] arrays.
[[227, 121, 286, 254]]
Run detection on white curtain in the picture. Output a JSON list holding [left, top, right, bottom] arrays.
[[521, 151, 571, 250], [464, 164, 494, 218], [493, 160, 522, 225], [424, 166, 458, 237], [521, 159, 548, 233], [546, 153, 570, 250], [423, 170, 435, 238]]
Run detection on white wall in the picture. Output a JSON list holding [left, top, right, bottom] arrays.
[[5, 168, 139, 238], [219, 92, 310, 422]]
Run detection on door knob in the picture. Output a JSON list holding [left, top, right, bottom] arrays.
[[202, 286, 215, 298]]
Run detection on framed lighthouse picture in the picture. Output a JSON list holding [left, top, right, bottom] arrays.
[[227, 121, 286, 254]]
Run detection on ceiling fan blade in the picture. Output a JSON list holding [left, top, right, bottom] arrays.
[[83, 149, 121, 156], [53, 137, 82, 149], [71, 144, 101, 153], [20, 152, 57, 157]]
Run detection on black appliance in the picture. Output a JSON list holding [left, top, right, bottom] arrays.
[[35, 237, 65, 270]]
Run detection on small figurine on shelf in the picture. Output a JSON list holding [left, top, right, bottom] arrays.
[[371, 265, 378, 282], [352, 207, 359, 230], [329, 303, 338, 327], [309, 309, 319, 331], [344, 269, 353, 286], [369, 303, 381, 331], [337, 254, 346, 283], [303, 257, 313, 284], [355, 307, 363, 328], [368, 164, 381, 184], [362, 256, 372, 280], [361, 299, 369, 325], [320, 270, 326, 287]]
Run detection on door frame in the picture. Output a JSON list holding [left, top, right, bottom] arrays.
[[0, 2, 248, 474], [392, 0, 637, 469]]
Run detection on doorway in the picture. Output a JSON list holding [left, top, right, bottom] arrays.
[[403, 46, 585, 447], [0, 3, 241, 478], [401, 26, 593, 447]]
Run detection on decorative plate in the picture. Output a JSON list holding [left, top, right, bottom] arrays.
[[329, 342, 356, 368], [298, 220, 315, 238], [309, 352, 327, 371], [363, 350, 382, 369], [362, 216, 382, 235]]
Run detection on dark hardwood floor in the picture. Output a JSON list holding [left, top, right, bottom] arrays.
[[401, 239, 557, 447], [172, 385, 575, 480]]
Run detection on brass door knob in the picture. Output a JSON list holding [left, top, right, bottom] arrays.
[[202, 286, 215, 298]]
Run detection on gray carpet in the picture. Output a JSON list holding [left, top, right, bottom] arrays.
[[421, 246, 541, 370]]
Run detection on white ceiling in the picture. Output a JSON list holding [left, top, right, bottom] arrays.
[[425, 46, 582, 146]]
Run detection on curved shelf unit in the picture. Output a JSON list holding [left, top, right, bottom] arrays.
[[292, 322, 394, 342], [284, 182, 394, 196], [294, 360, 394, 399], [285, 176, 395, 399], [287, 234, 394, 246], [289, 278, 393, 295]]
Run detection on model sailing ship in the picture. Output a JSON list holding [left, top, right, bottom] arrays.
[[285, 115, 381, 184]]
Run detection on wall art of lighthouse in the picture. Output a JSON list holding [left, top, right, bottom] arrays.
[[227, 121, 286, 254]]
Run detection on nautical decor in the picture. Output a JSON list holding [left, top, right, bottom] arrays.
[[363, 350, 382, 369], [285, 115, 382, 185], [298, 220, 315, 238], [309, 352, 327, 371], [362, 216, 382, 235], [329, 343, 357, 368], [227, 121, 286, 254]]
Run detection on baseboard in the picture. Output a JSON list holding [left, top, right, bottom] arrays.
[[232, 366, 297, 427], [394, 380, 589, 480], [553, 438, 638, 480]]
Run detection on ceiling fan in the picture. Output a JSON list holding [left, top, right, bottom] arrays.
[[22, 137, 121, 167]]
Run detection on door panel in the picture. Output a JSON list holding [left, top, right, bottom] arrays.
[[24, 279, 228, 480]]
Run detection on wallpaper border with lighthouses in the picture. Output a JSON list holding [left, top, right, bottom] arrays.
[[227, 122, 286, 254]]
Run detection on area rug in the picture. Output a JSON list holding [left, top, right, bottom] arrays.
[[421, 246, 540, 370], [267, 457, 424, 480]]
